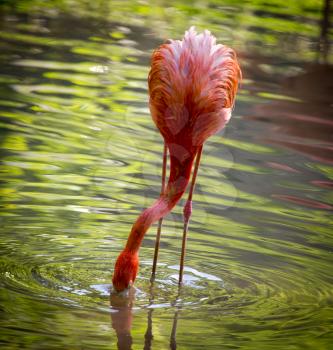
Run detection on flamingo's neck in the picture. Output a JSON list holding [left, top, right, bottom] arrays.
[[125, 149, 196, 253]]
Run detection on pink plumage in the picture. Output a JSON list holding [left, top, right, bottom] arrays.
[[112, 27, 241, 292], [149, 26, 241, 148]]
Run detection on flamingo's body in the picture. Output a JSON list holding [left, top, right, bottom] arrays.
[[112, 27, 241, 292]]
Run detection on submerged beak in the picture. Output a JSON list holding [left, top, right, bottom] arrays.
[[112, 280, 133, 295]]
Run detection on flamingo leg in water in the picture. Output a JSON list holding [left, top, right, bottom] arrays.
[[151, 143, 168, 281], [179, 145, 203, 284]]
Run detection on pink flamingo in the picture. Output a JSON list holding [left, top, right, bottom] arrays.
[[112, 27, 241, 292]]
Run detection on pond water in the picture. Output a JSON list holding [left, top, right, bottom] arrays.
[[0, 1, 332, 349]]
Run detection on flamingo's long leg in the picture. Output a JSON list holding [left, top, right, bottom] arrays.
[[151, 142, 168, 281], [178, 145, 203, 284]]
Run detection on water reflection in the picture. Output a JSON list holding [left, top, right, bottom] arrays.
[[110, 284, 182, 350], [254, 63, 333, 163], [317, 0, 331, 63], [110, 289, 134, 350], [169, 299, 180, 350], [144, 285, 154, 350]]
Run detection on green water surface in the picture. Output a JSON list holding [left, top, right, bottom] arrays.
[[0, 0, 332, 349]]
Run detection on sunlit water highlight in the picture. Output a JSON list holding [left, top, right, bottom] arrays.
[[0, 1, 332, 349]]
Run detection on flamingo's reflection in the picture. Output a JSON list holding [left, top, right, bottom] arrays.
[[110, 287, 134, 350], [144, 283, 181, 350], [110, 283, 182, 350]]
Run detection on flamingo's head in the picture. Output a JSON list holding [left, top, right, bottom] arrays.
[[112, 250, 139, 292]]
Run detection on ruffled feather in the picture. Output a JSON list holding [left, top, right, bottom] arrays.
[[148, 27, 241, 147]]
